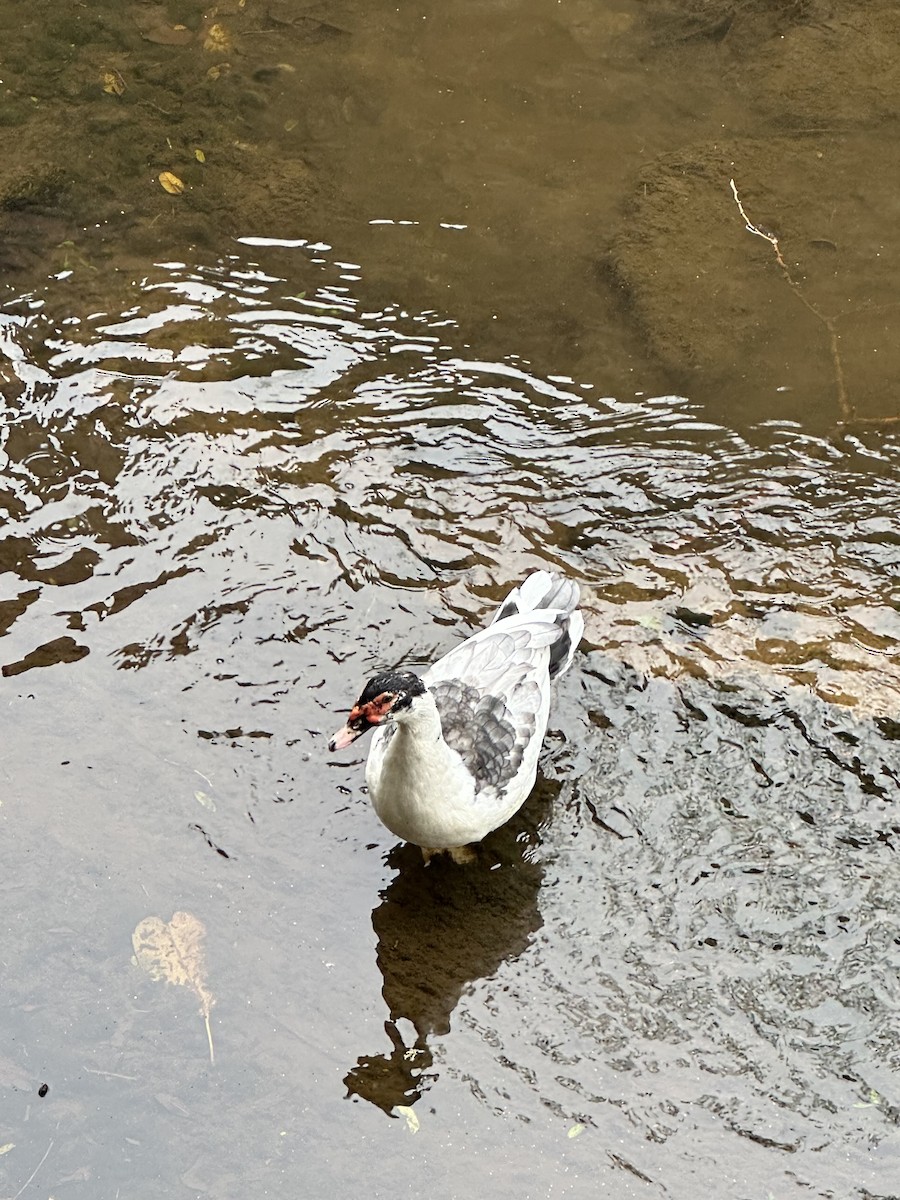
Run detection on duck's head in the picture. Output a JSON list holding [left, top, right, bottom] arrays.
[[328, 670, 427, 751]]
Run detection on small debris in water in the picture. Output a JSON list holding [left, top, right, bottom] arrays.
[[395, 1105, 420, 1133], [158, 172, 185, 195]]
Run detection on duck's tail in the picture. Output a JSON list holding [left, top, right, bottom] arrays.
[[491, 570, 584, 679]]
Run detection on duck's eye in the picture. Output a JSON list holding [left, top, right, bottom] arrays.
[[351, 692, 399, 727], [371, 692, 398, 719]]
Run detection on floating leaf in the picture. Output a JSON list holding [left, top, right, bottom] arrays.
[[158, 171, 185, 195], [194, 148, 206, 163], [132, 912, 215, 1063], [203, 23, 232, 53], [395, 1104, 420, 1133], [0, 1143, 14, 1156], [567, 1123, 585, 1139], [101, 70, 126, 96], [194, 790, 216, 811]]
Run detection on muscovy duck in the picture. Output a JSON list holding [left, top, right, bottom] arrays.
[[328, 571, 583, 861]]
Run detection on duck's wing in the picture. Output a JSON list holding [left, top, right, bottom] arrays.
[[491, 571, 579, 624], [423, 616, 560, 802], [491, 571, 583, 678]]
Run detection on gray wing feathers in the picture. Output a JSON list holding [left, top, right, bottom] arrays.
[[424, 621, 556, 800], [491, 571, 582, 679], [491, 570, 580, 625], [424, 622, 558, 693], [549, 606, 583, 679], [420, 572, 582, 803], [428, 678, 538, 795]]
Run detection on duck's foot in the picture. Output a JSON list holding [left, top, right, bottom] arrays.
[[449, 844, 477, 865], [421, 844, 477, 865]]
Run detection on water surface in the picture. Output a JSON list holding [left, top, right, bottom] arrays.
[[1, 2, 899, 1198]]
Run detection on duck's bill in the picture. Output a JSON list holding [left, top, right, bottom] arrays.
[[328, 722, 365, 752]]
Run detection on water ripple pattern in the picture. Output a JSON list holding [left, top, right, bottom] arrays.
[[1, 245, 898, 1198]]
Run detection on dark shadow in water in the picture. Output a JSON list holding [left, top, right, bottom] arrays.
[[344, 781, 555, 1114]]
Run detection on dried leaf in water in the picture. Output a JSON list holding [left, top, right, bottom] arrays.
[[203, 23, 232, 53], [158, 172, 185, 195], [395, 1105, 420, 1133], [0, 1143, 15, 1156], [567, 1123, 585, 1139], [102, 70, 126, 96], [194, 148, 206, 163], [158, 171, 184, 194], [132, 912, 215, 1063]]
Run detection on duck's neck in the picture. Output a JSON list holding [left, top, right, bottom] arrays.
[[396, 690, 444, 741], [387, 692, 451, 779], [369, 690, 477, 847]]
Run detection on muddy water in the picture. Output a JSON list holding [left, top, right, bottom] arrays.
[[2, 2, 900, 1199]]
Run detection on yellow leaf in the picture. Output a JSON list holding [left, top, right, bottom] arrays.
[[102, 70, 126, 96], [158, 171, 185, 195], [395, 1105, 420, 1133], [567, 1123, 585, 1139], [194, 148, 206, 163], [0, 1143, 15, 1156], [132, 912, 215, 1063], [203, 22, 232, 53], [284, 118, 298, 132]]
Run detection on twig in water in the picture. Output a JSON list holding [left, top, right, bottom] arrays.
[[83, 1065, 138, 1081], [12, 1139, 54, 1200], [730, 179, 788, 271], [729, 177, 853, 423]]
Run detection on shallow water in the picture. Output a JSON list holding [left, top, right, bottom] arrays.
[[1, 2, 899, 1198]]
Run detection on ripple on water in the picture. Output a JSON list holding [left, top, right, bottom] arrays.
[[0, 248, 898, 1197]]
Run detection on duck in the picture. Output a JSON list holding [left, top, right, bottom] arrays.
[[328, 571, 583, 861]]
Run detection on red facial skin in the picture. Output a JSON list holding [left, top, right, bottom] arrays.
[[329, 692, 396, 751]]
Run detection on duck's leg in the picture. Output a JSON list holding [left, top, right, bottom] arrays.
[[448, 844, 477, 865], [421, 845, 477, 865]]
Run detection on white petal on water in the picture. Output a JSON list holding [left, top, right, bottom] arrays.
[[395, 1105, 420, 1134]]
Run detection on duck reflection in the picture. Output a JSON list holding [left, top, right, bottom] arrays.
[[344, 780, 554, 1114]]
